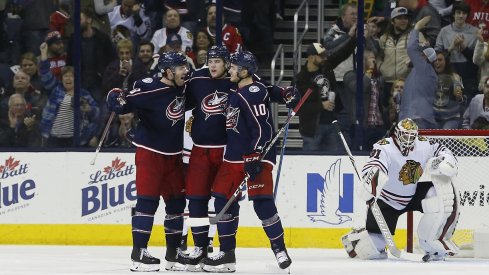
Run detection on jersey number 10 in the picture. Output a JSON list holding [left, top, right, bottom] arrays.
[[252, 104, 267, 116]]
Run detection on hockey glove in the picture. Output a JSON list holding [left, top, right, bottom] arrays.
[[243, 152, 263, 181], [106, 88, 127, 113], [282, 86, 301, 109]]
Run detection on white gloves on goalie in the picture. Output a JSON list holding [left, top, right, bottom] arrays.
[[427, 154, 458, 177]]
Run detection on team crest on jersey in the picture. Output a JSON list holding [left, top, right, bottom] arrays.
[[377, 139, 390, 145], [225, 106, 240, 133], [186, 31, 193, 40], [166, 96, 185, 126], [142, 78, 153, 83], [201, 91, 228, 119], [249, 85, 260, 93], [398, 160, 423, 185], [418, 136, 428, 141]]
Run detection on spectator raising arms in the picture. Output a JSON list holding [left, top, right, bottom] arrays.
[[462, 77, 489, 129], [39, 42, 100, 148]]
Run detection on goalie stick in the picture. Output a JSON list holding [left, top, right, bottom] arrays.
[[186, 88, 313, 227], [90, 112, 115, 165], [332, 120, 424, 262]]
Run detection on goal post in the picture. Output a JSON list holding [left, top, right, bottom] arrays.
[[407, 129, 489, 258]]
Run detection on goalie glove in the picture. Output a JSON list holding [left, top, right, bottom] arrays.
[[281, 86, 301, 109], [106, 88, 127, 113], [428, 154, 458, 177], [243, 151, 263, 181]]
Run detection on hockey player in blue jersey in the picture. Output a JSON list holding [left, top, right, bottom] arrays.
[[181, 46, 299, 271], [106, 52, 189, 272], [200, 51, 292, 272]]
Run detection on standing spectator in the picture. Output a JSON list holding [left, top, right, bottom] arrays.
[[377, 7, 411, 94], [296, 40, 355, 152], [473, 28, 489, 91], [435, 1, 479, 102], [243, 0, 275, 65], [344, 50, 386, 150], [465, 0, 489, 40], [108, 0, 151, 43], [433, 50, 465, 129], [39, 43, 100, 148], [204, 3, 242, 53], [399, 17, 439, 129], [398, 0, 442, 46], [151, 9, 194, 54], [462, 77, 489, 129], [102, 39, 147, 93], [0, 94, 41, 147], [81, 0, 117, 36], [106, 52, 190, 272], [43, 31, 67, 80], [323, 3, 358, 142], [137, 40, 156, 74], [49, 0, 71, 38], [201, 51, 292, 272], [68, 7, 115, 105]]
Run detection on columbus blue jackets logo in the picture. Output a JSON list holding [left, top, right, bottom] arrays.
[[166, 96, 185, 125], [201, 91, 228, 119], [225, 106, 240, 133]]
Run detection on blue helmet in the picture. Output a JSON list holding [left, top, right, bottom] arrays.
[[207, 45, 229, 61], [229, 51, 258, 75], [158, 52, 188, 72]]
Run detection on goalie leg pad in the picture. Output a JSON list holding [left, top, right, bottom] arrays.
[[342, 229, 387, 260], [418, 180, 460, 256]]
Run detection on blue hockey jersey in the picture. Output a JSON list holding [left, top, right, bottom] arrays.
[[124, 77, 185, 154], [224, 81, 276, 164]]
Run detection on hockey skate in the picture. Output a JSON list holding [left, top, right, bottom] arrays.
[[130, 247, 160, 272], [164, 247, 187, 271], [201, 249, 236, 273], [422, 252, 449, 262], [180, 246, 207, 272], [274, 249, 292, 269]]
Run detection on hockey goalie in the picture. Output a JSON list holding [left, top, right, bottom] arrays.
[[341, 118, 460, 261]]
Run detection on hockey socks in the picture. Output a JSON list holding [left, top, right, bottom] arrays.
[[215, 197, 240, 252], [188, 199, 211, 247], [132, 198, 159, 249]]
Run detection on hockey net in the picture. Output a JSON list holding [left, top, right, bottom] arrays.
[[409, 129, 489, 258]]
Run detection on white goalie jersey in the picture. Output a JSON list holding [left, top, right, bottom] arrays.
[[361, 136, 454, 210]]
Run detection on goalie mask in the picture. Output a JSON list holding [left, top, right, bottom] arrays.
[[394, 118, 419, 156]]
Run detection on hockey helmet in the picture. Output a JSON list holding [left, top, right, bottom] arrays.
[[394, 118, 419, 156], [229, 51, 258, 75], [158, 51, 188, 73], [207, 45, 229, 61]]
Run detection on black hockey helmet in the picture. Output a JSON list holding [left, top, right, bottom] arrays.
[[229, 51, 258, 75], [207, 45, 229, 61], [158, 52, 188, 73]]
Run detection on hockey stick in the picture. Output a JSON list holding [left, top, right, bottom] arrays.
[[332, 120, 424, 262], [273, 108, 291, 201], [90, 112, 115, 165], [187, 89, 312, 227]]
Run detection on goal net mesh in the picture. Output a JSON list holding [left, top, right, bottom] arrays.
[[413, 129, 489, 256]]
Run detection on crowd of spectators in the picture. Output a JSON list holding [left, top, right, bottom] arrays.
[[296, 0, 489, 152], [1, 0, 489, 151], [0, 0, 280, 148]]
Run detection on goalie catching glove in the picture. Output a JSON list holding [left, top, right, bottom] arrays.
[[427, 154, 458, 177], [243, 151, 263, 181], [106, 88, 127, 113]]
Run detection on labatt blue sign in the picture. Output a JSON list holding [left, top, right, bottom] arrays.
[[82, 157, 136, 216], [0, 156, 35, 209]]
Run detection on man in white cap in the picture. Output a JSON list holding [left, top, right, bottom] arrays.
[[399, 16, 438, 129]]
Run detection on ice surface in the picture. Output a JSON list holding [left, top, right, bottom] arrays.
[[0, 246, 488, 275]]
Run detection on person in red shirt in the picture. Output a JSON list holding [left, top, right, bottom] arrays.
[[204, 4, 242, 53], [43, 31, 67, 80], [465, 0, 489, 39]]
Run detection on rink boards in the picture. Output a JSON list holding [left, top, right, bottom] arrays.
[[0, 152, 486, 248]]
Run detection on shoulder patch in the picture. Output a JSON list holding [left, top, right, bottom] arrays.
[[249, 85, 260, 93], [377, 138, 390, 145], [186, 31, 193, 40], [142, 78, 153, 83], [418, 136, 428, 141], [235, 28, 240, 36]]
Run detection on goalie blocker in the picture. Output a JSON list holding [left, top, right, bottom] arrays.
[[342, 118, 460, 261]]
